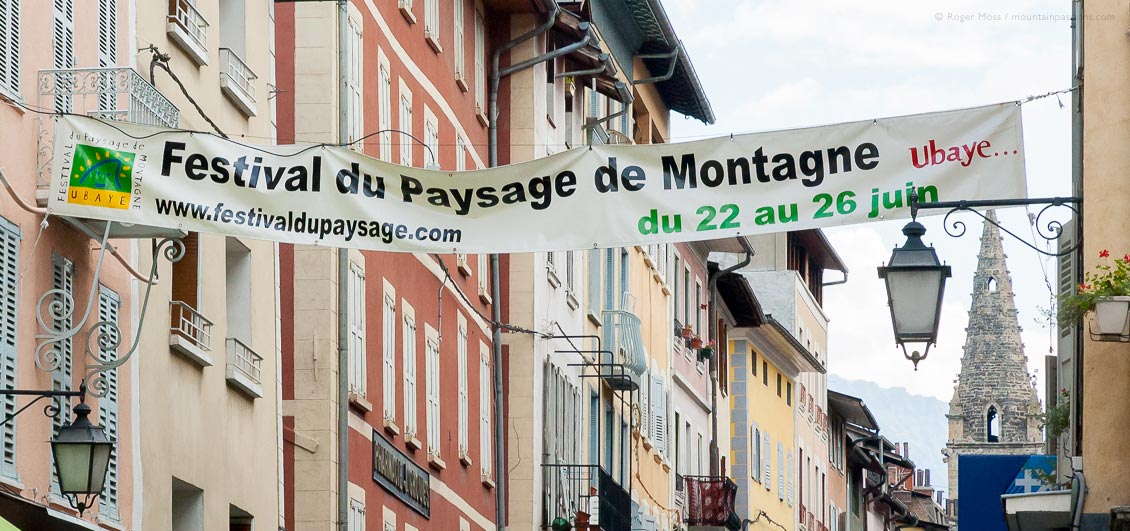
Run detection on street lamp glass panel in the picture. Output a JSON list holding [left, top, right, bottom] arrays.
[[51, 403, 114, 496], [885, 268, 945, 338]]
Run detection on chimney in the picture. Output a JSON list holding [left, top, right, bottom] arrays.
[[937, 491, 943, 505], [916, 470, 924, 488], [925, 469, 931, 486], [903, 442, 910, 458]]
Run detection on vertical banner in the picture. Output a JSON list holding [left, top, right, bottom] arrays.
[[48, 103, 1025, 253]]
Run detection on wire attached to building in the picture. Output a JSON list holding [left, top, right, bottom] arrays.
[[429, 253, 548, 338], [142, 45, 229, 139]]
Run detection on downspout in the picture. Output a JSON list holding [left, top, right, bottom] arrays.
[[631, 45, 679, 85], [707, 239, 754, 475], [822, 271, 849, 287], [488, 5, 592, 531], [337, 2, 350, 530], [582, 82, 633, 131]]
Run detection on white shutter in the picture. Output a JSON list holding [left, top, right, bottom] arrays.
[[777, 442, 784, 500], [379, 65, 392, 161], [473, 10, 484, 113], [426, 336, 440, 454], [0, 219, 19, 480], [458, 321, 468, 454], [543, 363, 554, 458], [0, 0, 20, 97], [639, 368, 649, 438], [787, 451, 794, 507], [651, 375, 666, 454], [763, 433, 771, 490], [382, 289, 396, 418], [348, 264, 366, 397], [97, 286, 120, 520], [403, 313, 417, 435], [453, 0, 464, 81], [479, 345, 492, 478]]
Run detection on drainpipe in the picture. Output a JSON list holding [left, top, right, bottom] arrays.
[[488, 5, 590, 530], [707, 239, 754, 476], [630, 45, 679, 85], [337, 1, 350, 530], [582, 82, 633, 131]]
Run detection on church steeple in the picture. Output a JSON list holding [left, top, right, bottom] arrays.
[[944, 212, 1044, 522]]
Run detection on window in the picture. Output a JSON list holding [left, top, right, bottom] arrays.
[[0, 0, 21, 98], [225, 238, 252, 345], [457, 316, 469, 457], [763, 433, 771, 490], [171, 478, 204, 531], [649, 369, 666, 454], [751, 425, 761, 483], [673, 411, 681, 474], [545, 56, 557, 122], [403, 303, 418, 436], [456, 136, 466, 172], [425, 327, 441, 457], [50, 255, 73, 495], [348, 263, 366, 397], [382, 282, 396, 418], [378, 61, 392, 161], [97, 286, 121, 520], [763, 361, 768, 386], [53, 0, 75, 112], [348, 500, 365, 531], [424, 0, 440, 50], [479, 343, 492, 480], [399, 83, 413, 166], [752, 350, 757, 376], [696, 433, 703, 476], [786, 381, 792, 406], [565, 251, 575, 293], [453, 0, 465, 87], [0, 218, 18, 480], [424, 114, 439, 168], [671, 252, 680, 326], [228, 504, 253, 531], [683, 267, 691, 329], [777, 373, 782, 397], [477, 254, 489, 299], [587, 250, 600, 316], [694, 278, 702, 334], [344, 18, 363, 147], [474, 9, 485, 115], [987, 405, 1000, 443]]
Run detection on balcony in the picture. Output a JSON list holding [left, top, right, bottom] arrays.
[[225, 337, 263, 398], [167, 0, 209, 65], [600, 304, 647, 391], [219, 48, 257, 117], [170, 301, 213, 367], [683, 475, 739, 529], [541, 464, 630, 531]]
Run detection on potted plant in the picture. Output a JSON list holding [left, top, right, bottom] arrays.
[[681, 324, 694, 339], [1061, 249, 1130, 335], [699, 339, 716, 360], [690, 336, 704, 349]]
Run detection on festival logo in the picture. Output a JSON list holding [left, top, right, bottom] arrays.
[[67, 144, 135, 210]]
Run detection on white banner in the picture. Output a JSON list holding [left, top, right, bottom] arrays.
[[48, 103, 1026, 253]]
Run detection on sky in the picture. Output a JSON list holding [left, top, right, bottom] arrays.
[[664, 0, 1077, 401]]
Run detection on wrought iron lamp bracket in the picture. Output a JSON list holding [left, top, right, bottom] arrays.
[[907, 188, 1082, 257], [32, 224, 184, 398]]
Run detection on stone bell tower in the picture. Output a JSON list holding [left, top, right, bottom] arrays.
[[943, 211, 1044, 523]]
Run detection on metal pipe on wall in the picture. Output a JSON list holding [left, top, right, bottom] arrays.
[[336, 2, 350, 530], [706, 239, 754, 476]]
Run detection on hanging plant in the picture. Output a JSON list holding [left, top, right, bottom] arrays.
[[690, 336, 704, 349], [1060, 249, 1130, 334], [699, 339, 716, 360]]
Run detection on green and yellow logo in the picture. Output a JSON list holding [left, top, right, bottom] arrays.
[[67, 144, 135, 210]]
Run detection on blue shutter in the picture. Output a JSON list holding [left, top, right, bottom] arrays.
[[50, 254, 73, 495], [587, 250, 600, 312], [0, 218, 20, 480], [589, 392, 599, 467]]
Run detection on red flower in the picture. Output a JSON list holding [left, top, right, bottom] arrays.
[[1080, 283, 1091, 291], [1123, 253, 1129, 263], [1100, 249, 1110, 258]]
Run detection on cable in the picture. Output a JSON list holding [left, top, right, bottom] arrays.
[[143, 45, 229, 139], [428, 253, 548, 337]]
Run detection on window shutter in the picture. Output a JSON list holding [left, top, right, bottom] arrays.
[[458, 323, 468, 454], [50, 255, 74, 495], [787, 451, 794, 506], [652, 376, 666, 454], [348, 265, 366, 397], [0, 219, 20, 480], [0, 0, 20, 96], [639, 368, 649, 438], [97, 0, 116, 111], [52, 0, 74, 112], [480, 346, 492, 477], [97, 286, 121, 520], [383, 291, 396, 418], [589, 393, 599, 467], [403, 315, 417, 435], [763, 433, 771, 490], [777, 442, 784, 500], [543, 362, 554, 458]]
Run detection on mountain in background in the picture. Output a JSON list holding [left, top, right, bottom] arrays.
[[828, 375, 951, 497]]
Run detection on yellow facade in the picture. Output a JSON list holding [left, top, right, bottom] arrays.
[[730, 337, 796, 531]]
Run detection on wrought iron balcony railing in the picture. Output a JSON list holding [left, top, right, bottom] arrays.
[[541, 464, 630, 531], [219, 48, 257, 116], [225, 337, 263, 398], [37, 67, 179, 189], [169, 301, 213, 366]]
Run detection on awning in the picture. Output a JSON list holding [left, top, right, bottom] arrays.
[[0, 489, 104, 531], [1002, 491, 1072, 531]]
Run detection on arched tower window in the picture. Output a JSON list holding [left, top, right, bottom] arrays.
[[987, 406, 1000, 442], [986, 276, 997, 292]]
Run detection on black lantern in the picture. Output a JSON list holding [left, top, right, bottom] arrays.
[[51, 401, 114, 516], [877, 220, 951, 369]]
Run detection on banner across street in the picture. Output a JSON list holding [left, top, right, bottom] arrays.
[[48, 103, 1026, 253]]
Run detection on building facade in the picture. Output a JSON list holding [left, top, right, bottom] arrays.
[[943, 214, 1042, 528], [275, 1, 497, 530]]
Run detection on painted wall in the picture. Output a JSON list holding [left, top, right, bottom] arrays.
[[1080, 0, 1130, 524]]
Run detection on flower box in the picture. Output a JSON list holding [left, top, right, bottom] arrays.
[[1095, 296, 1130, 335]]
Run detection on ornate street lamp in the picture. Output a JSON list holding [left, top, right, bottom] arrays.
[[51, 401, 114, 516], [877, 219, 951, 370]]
